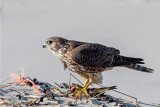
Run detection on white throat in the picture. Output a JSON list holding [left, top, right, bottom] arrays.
[[52, 51, 61, 57], [50, 49, 63, 58]]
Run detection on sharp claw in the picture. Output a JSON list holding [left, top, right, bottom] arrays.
[[75, 88, 89, 96], [75, 82, 91, 96]]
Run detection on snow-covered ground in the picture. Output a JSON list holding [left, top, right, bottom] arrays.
[[0, 76, 137, 107], [1, 0, 160, 106]]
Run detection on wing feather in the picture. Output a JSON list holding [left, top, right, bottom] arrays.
[[70, 43, 120, 68]]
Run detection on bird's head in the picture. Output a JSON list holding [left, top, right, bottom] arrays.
[[43, 37, 68, 54]]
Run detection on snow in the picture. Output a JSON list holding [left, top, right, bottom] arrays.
[[0, 76, 137, 107]]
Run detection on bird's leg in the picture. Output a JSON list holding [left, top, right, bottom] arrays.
[[81, 81, 91, 96], [75, 79, 92, 96], [75, 81, 88, 96]]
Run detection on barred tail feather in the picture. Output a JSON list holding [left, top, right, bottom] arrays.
[[111, 55, 154, 73], [112, 55, 145, 66], [126, 64, 154, 73]]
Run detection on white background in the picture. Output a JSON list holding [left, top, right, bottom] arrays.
[[1, 0, 160, 104]]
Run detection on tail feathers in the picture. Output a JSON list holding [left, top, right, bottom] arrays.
[[112, 55, 145, 66], [111, 55, 154, 73], [126, 64, 154, 73]]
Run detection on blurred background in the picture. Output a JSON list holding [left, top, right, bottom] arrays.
[[1, 0, 160, 104]]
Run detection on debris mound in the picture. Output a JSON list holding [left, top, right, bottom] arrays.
[[0, 72, 139, 107]]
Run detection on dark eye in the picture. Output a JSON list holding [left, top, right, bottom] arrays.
[[47, 41, 52, 44]]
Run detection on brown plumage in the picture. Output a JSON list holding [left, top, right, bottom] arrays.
[[43, 37, 153, 96]]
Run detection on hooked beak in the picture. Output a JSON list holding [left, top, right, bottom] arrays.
[[42, 44, 47, 48]]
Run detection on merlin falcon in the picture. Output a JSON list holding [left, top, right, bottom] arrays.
[[43, 37, 153, 96]]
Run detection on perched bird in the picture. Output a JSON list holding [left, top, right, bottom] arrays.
[[43, 37, 153, 96]]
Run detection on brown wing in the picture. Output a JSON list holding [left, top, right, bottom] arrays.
[[70, 43, 120, 68]]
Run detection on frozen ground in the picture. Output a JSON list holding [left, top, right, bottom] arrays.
[[0, 74, 142, 107], [1, 0, 160, 106]]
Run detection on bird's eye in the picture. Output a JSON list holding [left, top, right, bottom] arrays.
[[47, 41, 52, 44]]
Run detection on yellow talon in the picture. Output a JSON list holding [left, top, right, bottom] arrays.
[[75, 81, 91, 96], [75, 85, 116, 96]]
